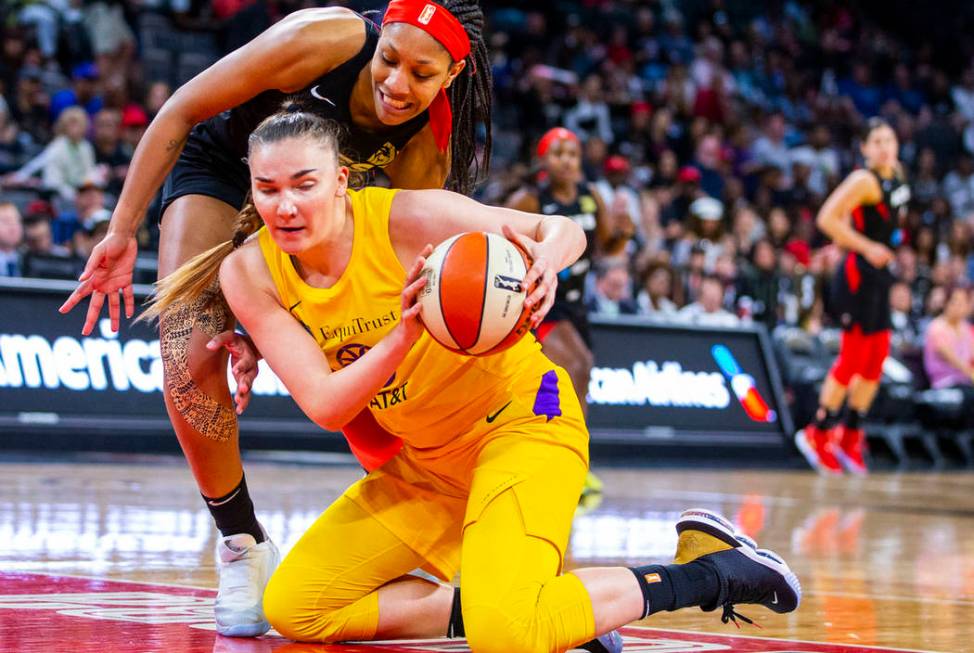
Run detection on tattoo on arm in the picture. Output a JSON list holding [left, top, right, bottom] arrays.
[[165, 137, 188, 153]]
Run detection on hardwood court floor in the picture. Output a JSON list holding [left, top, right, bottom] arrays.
[[0, 454, 972, 652]]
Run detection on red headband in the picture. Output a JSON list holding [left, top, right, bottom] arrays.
[[537, 127, 579, 157], [383, 1, 472, 154]]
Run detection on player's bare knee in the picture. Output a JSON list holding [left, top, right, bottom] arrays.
[[159, 291, 237, 440]]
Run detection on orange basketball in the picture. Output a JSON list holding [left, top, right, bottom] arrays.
[[418, 232, 535, 356]]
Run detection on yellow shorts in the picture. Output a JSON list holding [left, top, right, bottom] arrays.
[[344, 364, 589, 580]]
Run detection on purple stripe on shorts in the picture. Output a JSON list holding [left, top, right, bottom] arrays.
[[532, 370, 562, 422]]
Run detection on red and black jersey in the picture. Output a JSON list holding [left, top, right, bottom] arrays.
[[830, 168, 911, 334], [849, 169, 910, 255]]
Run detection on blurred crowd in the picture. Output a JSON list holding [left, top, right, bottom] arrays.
[[2, 0, 974, 389]]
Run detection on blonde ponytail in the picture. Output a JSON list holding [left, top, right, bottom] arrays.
[[141, 200, 264, 323]]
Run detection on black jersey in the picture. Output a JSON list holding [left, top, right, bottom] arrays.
[[831, 169, 910, 333], [537, 182, 598, 308], [197, 16, 428, 174]]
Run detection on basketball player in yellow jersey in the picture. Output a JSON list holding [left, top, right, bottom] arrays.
[[147, 109, 800, 652]]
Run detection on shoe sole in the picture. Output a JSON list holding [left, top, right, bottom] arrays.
[[216, 620, 271, 637], [833, 447, 868, 476], [794, 430, 842, 476], [676, 509, 802, 614], [676, 508, 742, 548]]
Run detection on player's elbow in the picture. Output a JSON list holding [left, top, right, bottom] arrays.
[[310, 406, 344, 433]]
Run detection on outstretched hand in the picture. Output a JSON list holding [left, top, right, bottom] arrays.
[[58, 232, 139, 335], [207, 330, 261, 414], [502, 224, 557, 328]]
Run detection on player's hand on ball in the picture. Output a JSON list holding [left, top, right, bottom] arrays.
[[502, 224, 556, 328], [399, 244, 433, 345], [207, 330, 260, 414]]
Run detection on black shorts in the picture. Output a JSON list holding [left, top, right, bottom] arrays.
[[538, 300, 592, 348], [159, 126, 251, 220], [829, 253, 892, 334]]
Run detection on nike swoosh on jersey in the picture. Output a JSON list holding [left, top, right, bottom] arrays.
[[485, 400, 513, 423], [310, 86, 336, 106]]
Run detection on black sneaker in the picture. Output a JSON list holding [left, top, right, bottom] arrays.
[[578, 629, 623, 653], [674, 508, 801, 626]]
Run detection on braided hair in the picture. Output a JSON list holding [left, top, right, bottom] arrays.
[[438, 0, 492, 196], [143, 107, 342, 322]]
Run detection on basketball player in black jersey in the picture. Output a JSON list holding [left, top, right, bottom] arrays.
[[60, 1, 493, 637], [796, 118, 910, 476], [506, 127, 632, 500]]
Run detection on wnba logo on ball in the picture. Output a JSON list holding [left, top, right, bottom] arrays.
[[493, 275, 523, 293]]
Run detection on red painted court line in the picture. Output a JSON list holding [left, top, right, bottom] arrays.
[[0, 573, 933, 653]]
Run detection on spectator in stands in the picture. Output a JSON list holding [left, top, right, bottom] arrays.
[[120, 104, 149, 156], [637, 262, 678, 318], [593, 155, 640, 249], [565, 74, 613, 145], [737, 238, 782, 328], [9, 64, 52, 146], [84, 0, 136, 82], [942, 153, 974, 219], [890, 279, 922, 349], [587, 258, 638, 316], [673, 196, 724, 268], [23, 106, 99, 201], [50, 62, 103, 121], [21, 212, 83, 280], [923, 285, 974, 391], [751, 112, 792, 181], [145, 81, 172, 121], [91, 108, 129, 196], [692, 132, 725, 199], [53, 180, 108, 245], [730, 205, 765, 253], [678, 274, 739, 327], [0, 201, 23, 277], [0, 101, 35, 175]]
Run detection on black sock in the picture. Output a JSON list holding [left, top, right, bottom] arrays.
[[813, 407, 840, 431], [845, 409, 865, 430], [447, 587, 464, 638], [202, 474, 264, 543], [629, 561, 721, 617]]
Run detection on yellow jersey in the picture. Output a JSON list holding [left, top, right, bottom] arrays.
[[258, 186, 549, 452]]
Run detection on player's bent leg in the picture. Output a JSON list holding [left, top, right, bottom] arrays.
[[263, 495, 430, 642], [460, 436, 611, 653], [159, 196, 276, 635], [158, 195, 243, 494]]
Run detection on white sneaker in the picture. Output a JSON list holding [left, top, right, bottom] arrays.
[[214, 530, 280, 637]]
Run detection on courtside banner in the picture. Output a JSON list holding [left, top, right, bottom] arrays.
[[0, 278, 322, 440], [586, 315, 793, 444], [0, 281, 791, 447]]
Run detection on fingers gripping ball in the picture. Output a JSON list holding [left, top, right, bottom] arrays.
[[419, 232, 535, 356]]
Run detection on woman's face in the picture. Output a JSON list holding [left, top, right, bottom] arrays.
[[543, 138, 582, 184], [65, 112, 87, 141], [944, 288, 971, 321], [768, 208, 789, 238], [647, 268, 671, 297], [371, 23, 465, 125], [861, 124, 899, 170], [250, 136, 348, 255]]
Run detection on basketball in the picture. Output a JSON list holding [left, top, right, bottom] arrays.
[[418, 232, 535, 356]]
